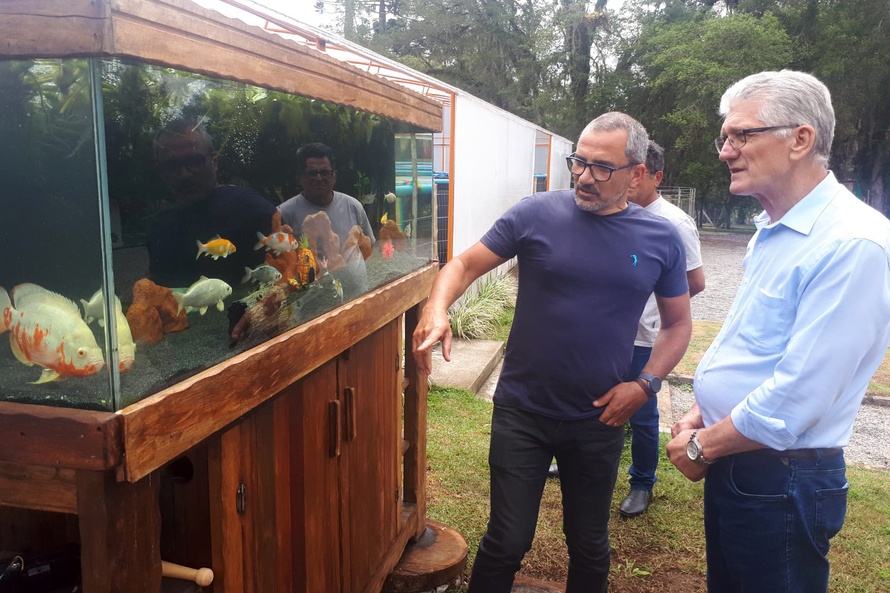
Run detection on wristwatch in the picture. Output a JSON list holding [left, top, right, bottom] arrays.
[[634, 372, 662, 398], [686, 430, 715, 466]]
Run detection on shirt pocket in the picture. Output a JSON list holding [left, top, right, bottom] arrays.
[[738, 287, 795, 355]]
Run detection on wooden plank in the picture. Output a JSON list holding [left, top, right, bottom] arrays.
[[76, 469, 162, 592], [403, 302, 429, 539], [272, 395, 294, 593], [0, 0, 109, 56], [0, 461, 77, 514], [0, 0, 442, 131], [107, 0, 442, 131], [0, 402, 122, 470], [121, 264, 437, 483], [208, 425, 245, 593]]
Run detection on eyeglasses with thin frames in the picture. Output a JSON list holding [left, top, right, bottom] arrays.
[[565, 154, 637, 182], [302, 169, 334, 179], [714, 125, 800, 154], [158, 154, 209, 176]]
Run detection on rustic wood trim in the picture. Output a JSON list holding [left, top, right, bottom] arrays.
[[0, 0, 442, 131], [120, 264, 437, 482], [0, 461, 77, 514], [76, 469, 162, 592], [0, 402, 122, 470], [402, 302, 429, 539]]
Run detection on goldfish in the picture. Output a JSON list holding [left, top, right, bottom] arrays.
[[254, 231, 298, 256], [80, 289, 136, 373], [1, 283, 105, 384], [172, 276, 232, 315], [241, 264, 283, 285], [381, 212, 388, 224], [196, 235, 236, 260]]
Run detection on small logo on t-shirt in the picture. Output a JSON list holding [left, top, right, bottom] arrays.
[[631, 254, 638, 267]]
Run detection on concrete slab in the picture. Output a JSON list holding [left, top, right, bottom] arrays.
[[429, 339, 504, 394]]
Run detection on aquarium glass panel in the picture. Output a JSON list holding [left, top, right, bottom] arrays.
[[0, 57, 435, 411], [0, 58, 115, 410]]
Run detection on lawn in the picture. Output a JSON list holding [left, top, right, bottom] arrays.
[[426, 386, 890, 592]]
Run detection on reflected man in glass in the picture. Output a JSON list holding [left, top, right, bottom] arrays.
[[278, 142, 375, 299], [147, 118, 277, 288]]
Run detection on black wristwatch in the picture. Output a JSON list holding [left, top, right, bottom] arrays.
[[634, 372, 662, 398], [686, 429, 715, 466]]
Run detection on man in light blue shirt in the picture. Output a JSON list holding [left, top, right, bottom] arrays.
[[666, 70, 890, 593]]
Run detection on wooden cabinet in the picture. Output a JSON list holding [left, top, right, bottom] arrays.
[[205, 319, 404, 593], [0, 266, 434, 593]]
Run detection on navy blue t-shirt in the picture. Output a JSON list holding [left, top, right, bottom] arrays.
[[148, 185, 277, 288], [482, 190, 688, 420]]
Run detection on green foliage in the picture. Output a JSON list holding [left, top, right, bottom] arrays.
[[448, 272, 518, 340]]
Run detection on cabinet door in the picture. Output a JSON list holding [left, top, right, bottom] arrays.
[[289, 359, 342, 593], [339, 318, 402, 593]]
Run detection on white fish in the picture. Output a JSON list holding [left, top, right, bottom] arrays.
[[241, 264, 282, 285], [1, 283, 105, 384], [79, 289, 136, 372], [114, 304, 136, 373], [171, 276, 232, 315]]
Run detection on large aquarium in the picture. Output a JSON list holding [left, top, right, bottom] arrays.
[[0, 57, 435, 411]]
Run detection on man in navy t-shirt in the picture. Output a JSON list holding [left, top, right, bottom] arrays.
[[413, 112, 691, 593]]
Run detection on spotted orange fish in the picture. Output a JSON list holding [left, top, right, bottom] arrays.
[[196, 235, 236, 260], [254, 230, 298, 256], [1, 284, 105, 384]]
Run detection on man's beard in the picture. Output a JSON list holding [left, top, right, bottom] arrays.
[[574, 183, 627, 213]]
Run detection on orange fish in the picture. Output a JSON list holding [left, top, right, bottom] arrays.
[[197, 235, 236, 260], [1, 284, 105, 384], [254, 230, 298, 256]]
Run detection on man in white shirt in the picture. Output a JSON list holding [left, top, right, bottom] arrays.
[[617, 141, 705, 517]]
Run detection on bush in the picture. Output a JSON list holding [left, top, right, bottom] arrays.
[[448, 272, 517, 339]]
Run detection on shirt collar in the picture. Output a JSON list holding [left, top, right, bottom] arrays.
[[754, 171, 839, 236]]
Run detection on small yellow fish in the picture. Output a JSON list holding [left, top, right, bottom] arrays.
[[196, 235, 236, 260], [381, 212, 388, 224], [332, 279, 343, 301]]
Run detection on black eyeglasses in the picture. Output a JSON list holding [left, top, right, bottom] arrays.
[[158, 154, 209, 176], [302, 169, 334, 179], [566, 154, 637, 182], [714, 125, 800, 153]]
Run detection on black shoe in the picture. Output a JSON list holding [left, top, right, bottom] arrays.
[[618, 489, 652, 517], [547, 463, 560, 478]]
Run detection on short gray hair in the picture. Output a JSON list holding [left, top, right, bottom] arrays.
[[719, 70, 834, 167], [645, 141, 665, 174], [582, 112, 649, 165]]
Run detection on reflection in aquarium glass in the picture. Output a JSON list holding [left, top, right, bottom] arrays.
[[0, 57, 435, 411]]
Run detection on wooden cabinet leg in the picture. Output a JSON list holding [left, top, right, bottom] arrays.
[[77, 470, 162, 592]]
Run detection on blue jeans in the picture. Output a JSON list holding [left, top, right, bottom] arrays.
[[624, 346, 659, 491], [467, 404, 625, 593], [704, 450, 848, 593]]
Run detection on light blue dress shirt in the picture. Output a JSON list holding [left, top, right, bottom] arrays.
[[694, 172, 890, 449]]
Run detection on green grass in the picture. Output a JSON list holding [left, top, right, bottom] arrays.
[[448, 272, 517, 340], [426, 386, 890, 592]]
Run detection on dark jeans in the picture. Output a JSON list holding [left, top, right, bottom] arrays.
[[704, 449, 848, 593], [468, 404, 625, 593], [624, 346, 659, 491]]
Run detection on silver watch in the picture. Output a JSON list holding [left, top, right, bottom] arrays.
[[686, 430, 715, 466]]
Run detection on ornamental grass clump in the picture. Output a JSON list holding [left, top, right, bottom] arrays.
[[448, 272, 517, 339]]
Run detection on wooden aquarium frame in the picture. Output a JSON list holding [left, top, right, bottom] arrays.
[[0, 1, 443, 590]]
